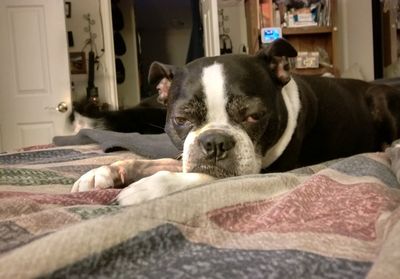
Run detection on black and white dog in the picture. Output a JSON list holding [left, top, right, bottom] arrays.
[[72, 39, 400, 205], [69, 95, 166, 134]]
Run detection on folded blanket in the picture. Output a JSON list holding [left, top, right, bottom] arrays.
[[53, 129, 180, 159]]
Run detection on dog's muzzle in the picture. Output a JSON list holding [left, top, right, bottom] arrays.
[[182, 125, 261, 178], [198, 130, 236, 161], [183, 128, 239, 178]]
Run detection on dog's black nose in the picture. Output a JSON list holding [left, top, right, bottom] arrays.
[[198, 131, 235, 160]]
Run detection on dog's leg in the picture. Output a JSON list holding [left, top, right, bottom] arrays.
[[117, 171, 215, 206], [71, 158, 182, 192]]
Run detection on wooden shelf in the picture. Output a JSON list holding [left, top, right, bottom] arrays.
[[282, 26, 333, 35], [291, 66, 337, 76], [244, 0, 338, 75]]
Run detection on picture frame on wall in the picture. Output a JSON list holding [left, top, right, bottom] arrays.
[[65, 2, 71, 18], [69, 52, 86, 75]]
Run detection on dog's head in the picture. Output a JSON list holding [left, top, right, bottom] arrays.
[[149, 39, 298, 178]]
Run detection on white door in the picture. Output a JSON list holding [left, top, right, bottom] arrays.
[[0, 0, 72, 152], [201, 0, 220, 56]]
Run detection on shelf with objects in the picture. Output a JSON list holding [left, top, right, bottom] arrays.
[[258, 0, 339, 76]]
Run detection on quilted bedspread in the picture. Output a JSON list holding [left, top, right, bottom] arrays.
[[0, 143, 400, 278]]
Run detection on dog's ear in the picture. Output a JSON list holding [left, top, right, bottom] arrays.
[[257, 38, 297, 85], [148, 62, 177, 105]]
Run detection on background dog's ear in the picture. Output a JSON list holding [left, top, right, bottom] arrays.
[[257, 38, 297, 85], [148, 62, 177, 105], [148, 62, 175, 84]]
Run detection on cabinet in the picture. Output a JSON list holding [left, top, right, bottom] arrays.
[[244, 0, 338, 76]]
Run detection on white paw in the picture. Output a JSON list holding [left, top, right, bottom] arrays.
[[71, 165, 120, 192], [117, 171, 175, 206], [117, 171, 215, 206]]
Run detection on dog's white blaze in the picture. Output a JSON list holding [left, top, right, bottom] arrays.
[[201, 63, 228, 124], [183, 63, 229, 172], [182, 63, 261, 175], [262, 79, 301, 168]]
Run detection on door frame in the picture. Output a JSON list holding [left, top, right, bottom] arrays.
[[201, 0, 220, 56], [99, 0, 119, 109]]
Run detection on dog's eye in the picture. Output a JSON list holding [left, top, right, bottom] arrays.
[[245, 114, 261, 123], [174, 116, 191, 126]]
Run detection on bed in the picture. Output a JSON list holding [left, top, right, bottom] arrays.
[[1, 129, 400, 279]]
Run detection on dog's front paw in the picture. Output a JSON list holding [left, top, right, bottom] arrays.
[[71, 165, 124, 192], [116, 171, 175, 206], [117, 171, 215, 206]]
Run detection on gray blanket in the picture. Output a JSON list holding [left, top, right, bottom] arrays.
[[53, 129, 180, 159]]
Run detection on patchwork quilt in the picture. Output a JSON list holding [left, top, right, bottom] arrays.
[[0, 143, 399, 278]]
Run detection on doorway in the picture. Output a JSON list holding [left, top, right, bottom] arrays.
[[111, 0, 194, 106], [372, 0, 400, 79]]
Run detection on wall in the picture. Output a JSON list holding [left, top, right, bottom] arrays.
[[65, 0, 109, 104], [136, 27, 191, 97], [142, 20, 192, 67], [165, 28, 193, 66], [336, 0, 374, 80]]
